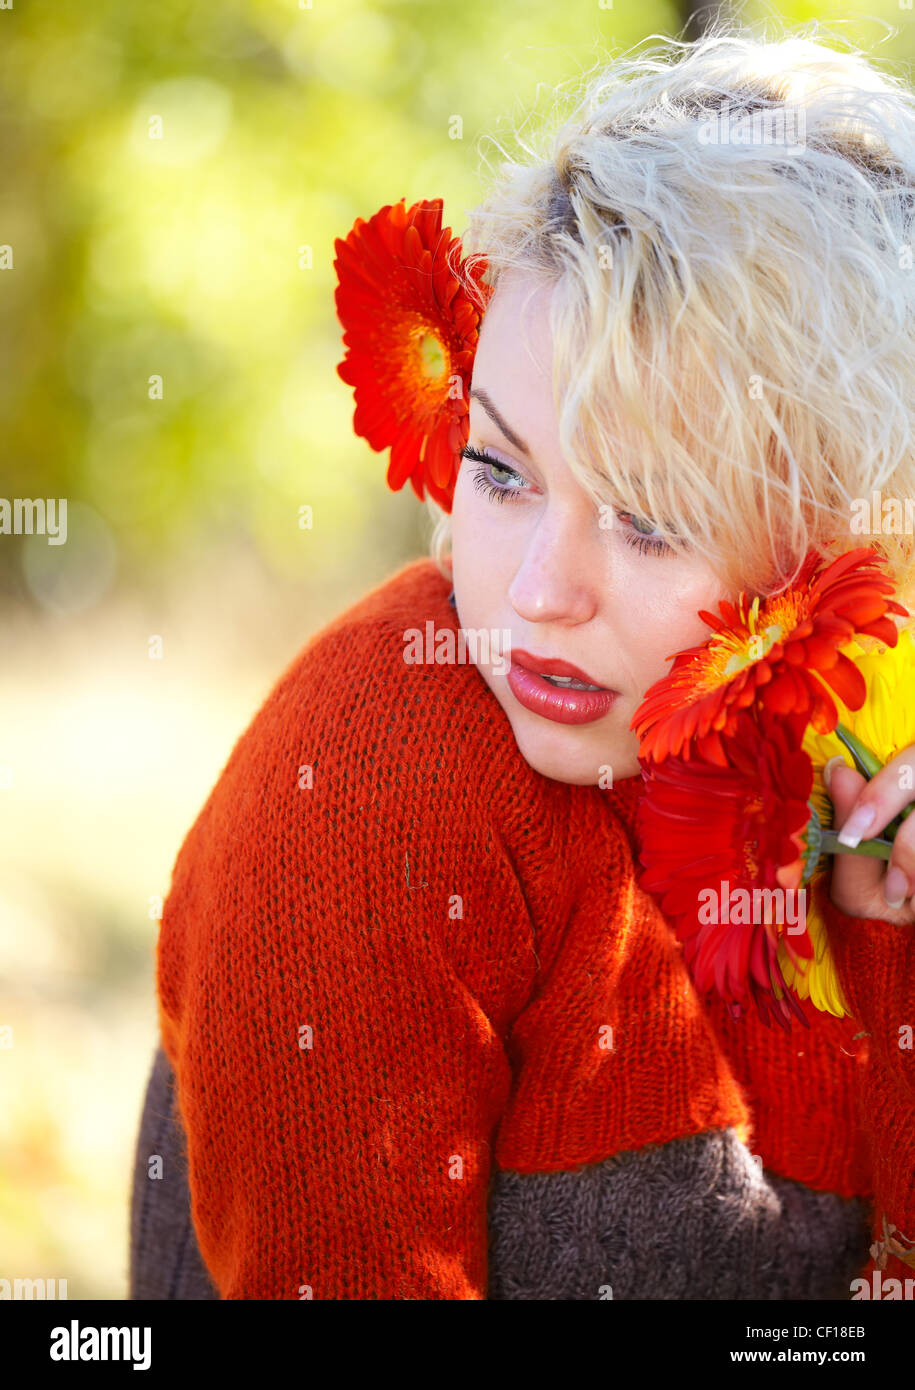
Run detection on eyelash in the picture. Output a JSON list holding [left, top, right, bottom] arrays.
[[464, 445, 523, 505], [461, 444, 673, 557]]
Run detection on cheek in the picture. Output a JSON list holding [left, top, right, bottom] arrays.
[[450, 474, 474, 565], [450, 474, 516, 595], [450, 476, 491, 622], [612, 565, 728, 691], [450, 467, 474, 544]]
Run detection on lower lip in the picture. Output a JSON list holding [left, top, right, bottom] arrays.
[[505, 662, 618, 725]]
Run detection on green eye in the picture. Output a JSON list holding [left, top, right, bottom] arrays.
[[615, 510, 673, 557]]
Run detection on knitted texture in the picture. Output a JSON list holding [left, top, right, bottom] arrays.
[[129, 1047, 220, 1299], [488, 1129, 869, 1300], [816, 878, 915, 1287], [130, 1048, 871, 1299], [590, 776, 874, 1198], [154, 556, 908, 1299]]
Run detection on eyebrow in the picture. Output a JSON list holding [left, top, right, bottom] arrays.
[[469, 387, 532, 457]]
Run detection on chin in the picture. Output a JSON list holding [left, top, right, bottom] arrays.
[[507, 714, 641, 787]]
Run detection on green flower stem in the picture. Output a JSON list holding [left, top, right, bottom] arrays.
[[831, 723, 915, 839], [819, 829, 895, 861], [833, 722, 885, 779]]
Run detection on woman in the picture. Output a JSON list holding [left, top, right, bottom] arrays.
[[130, 28, 915, 1299]]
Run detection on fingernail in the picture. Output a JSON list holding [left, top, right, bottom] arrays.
[[837, 803, 877, 848], [884, 865, 909, 911], [823, 755, 845, 791]]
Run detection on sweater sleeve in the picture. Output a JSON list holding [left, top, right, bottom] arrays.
[[155, 605, 564, 1300], [813, 874, 915, 1284], [487, 787, 872, 1300]]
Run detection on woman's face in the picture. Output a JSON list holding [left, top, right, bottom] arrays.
[[450, 271, 733, 786]]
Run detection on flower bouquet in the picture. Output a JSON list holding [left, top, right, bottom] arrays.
[[631, 547, 912, 1030]]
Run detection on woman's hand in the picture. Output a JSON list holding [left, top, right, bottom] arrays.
[[824, 747, 915, 926]]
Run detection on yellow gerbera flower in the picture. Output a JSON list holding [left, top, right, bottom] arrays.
[[776, 627, 915, 1016]]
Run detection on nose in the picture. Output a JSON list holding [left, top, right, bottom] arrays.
[[507, 503, 600, 625]]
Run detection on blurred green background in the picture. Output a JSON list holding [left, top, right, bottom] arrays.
[[1, 0, 912, 1299]]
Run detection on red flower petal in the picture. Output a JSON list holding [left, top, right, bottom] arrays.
[[630, 548, 909, 763], [635, 717, 818, 1028], [334, 197, 491, 511]]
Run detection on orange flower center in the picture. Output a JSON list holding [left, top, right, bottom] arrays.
[[701, 592, 807, 683], [417, 330, 449, 384]]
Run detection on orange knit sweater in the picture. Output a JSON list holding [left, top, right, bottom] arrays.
[[156, 557, 915, 1299]]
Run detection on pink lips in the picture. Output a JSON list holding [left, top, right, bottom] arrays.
[[506, 647, 618, 726]]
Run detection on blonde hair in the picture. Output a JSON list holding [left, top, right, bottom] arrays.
[[426, 23, 915, 614]]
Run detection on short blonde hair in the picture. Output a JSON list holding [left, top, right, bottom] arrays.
[[427, 24, 915, 614]]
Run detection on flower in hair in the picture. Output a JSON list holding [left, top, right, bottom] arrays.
[[333, 197, 492, 511], [631, 548, 908, 768]]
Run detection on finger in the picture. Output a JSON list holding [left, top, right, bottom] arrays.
[[830, 742, 915, 848], [881, 789, 915, 909], [877, 745, 915, 840], [825, 759, 887, 905]]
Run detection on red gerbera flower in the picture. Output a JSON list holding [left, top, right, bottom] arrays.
[[333, 197, 492, 512], [631, 547, 908, 768], [636, 708, 820, 1029]]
